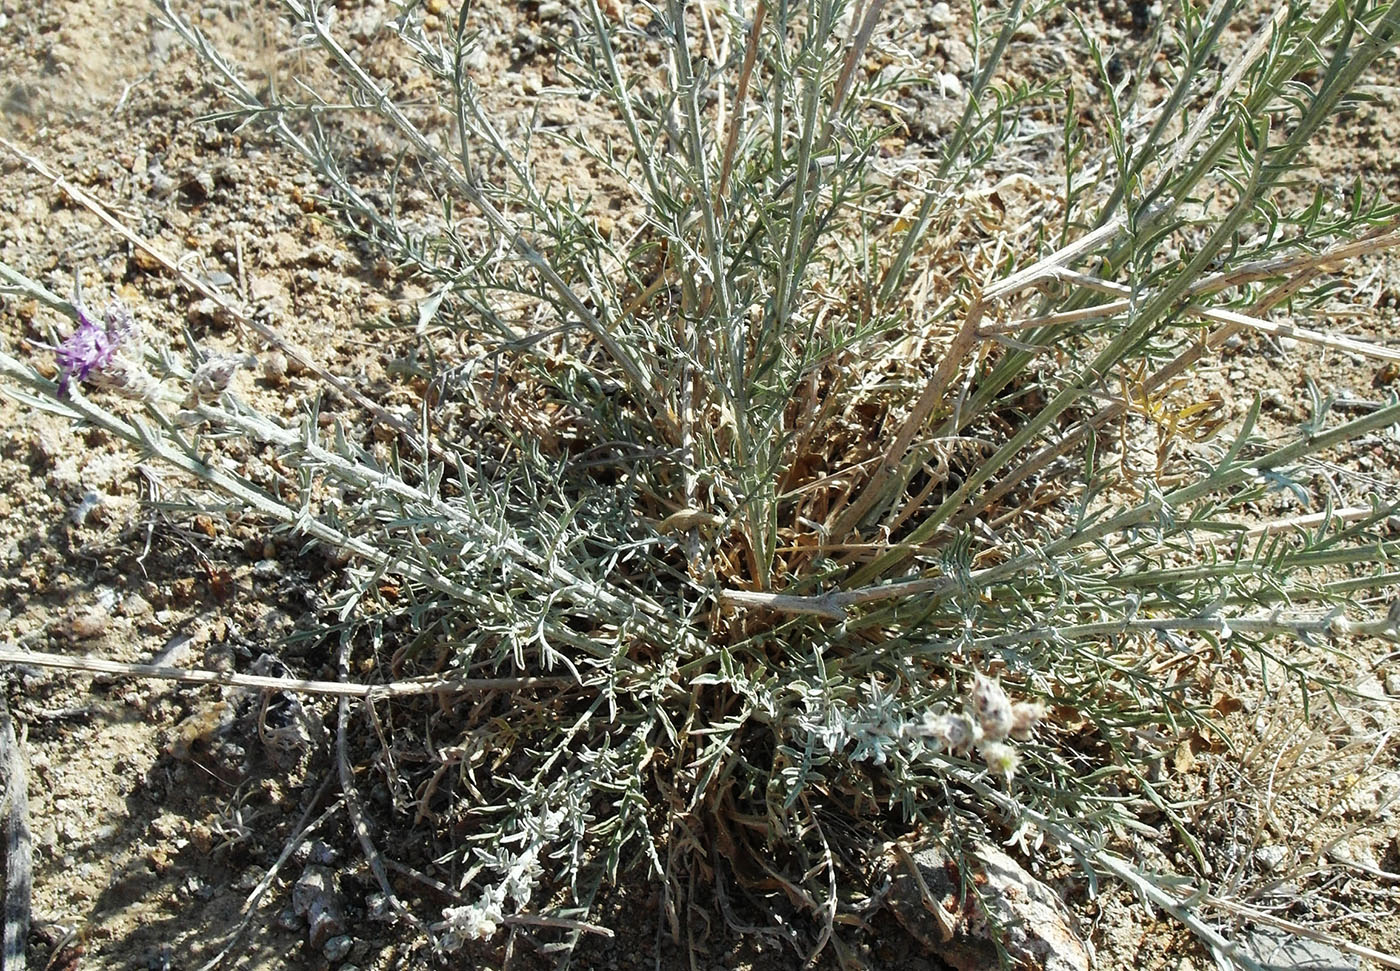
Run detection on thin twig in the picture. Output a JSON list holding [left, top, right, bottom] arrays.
[[335, 640, 428, 939], [0, 648, 569, 698], [825, 0, 888, 141], [382, 858, 616, 940], [716, 2, 766, 202], [1049, 267, 1400, 363], [195, 779, 340, 971], [1224, 506, 1380, 541], [1203, 895, 1400, 969], [504, 913, 616, 938]]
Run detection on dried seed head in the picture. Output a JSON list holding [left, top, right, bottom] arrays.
[[1010, 701, 1047, 741], [101, 299, 137, 342], [970, 673, 1013, 742], [922, 712, 978, 755]]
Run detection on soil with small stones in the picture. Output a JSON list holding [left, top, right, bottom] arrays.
[[2, 1, 1400, 970]]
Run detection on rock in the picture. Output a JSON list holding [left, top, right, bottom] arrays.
[[307, 839, 338, 865], [119, 592, 153, 619], [941, 37, 975, 76], [261, 349, 288, 385], [928, 2, 953, 28], [1247, 925, 1357, 970], [67, 606, 109, 639], [322, 934, 353, 962], [249, 275, 282, 301], [293, 865, 347, 949], [1014, 19, 1043, 41], [1254, 845, 1288, 872], [186, 297, 234, 330], [878, 841, 1089, 971]]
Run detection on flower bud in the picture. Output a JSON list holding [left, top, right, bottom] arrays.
[[185, 354, 253, 406], [970, 673, 1013, 742], [1010, 702, 1047, 741]]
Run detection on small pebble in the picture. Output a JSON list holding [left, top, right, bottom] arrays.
[[1013, 19, 1042, 40], [119, 592, 153, 618], [322, 936, 353, 962], [1384, 672, 1400, 696], [1253, 845, 1288, 872], [942, 37, 974, 75], [365, 892, 391, 921], [69, 608, 109, 639], [261, 350, 288, 385]]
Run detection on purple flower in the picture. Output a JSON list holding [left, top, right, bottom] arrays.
[[53, 301, 135, 395]]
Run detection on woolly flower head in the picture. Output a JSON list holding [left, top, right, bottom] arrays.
[[1010, 701, 1048, 741], [440, 902, 502, 951], [52, 298, 149, 398], [920, 711, 978, 755]]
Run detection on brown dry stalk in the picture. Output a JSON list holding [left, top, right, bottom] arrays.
[[942, 221, 1400, 537], [826, 0, 889, 141], [716, 1, 766, 202], [825, 299, 987, 540]]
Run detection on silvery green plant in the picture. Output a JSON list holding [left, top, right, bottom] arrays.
[[3, 0, 1400, 965]]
